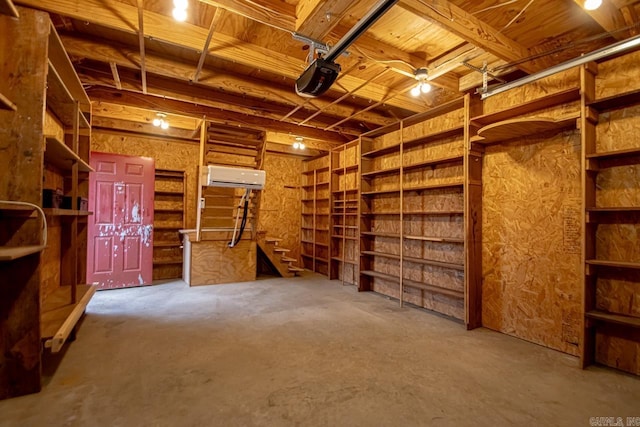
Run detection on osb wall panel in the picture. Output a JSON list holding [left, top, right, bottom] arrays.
[[403, 137, 464, 166], [596, 106, 640, 154], [258, 154, 302, 260], [40, 219, 61, 304], [92, 131, 198, 228], [482, 132, 582, 356], [402, 109, 464, 140], [483, 68, 579, 114], [596, 49, 640, 99], [44, 110, 64, 142], [595, 325, 640, 375], [189, 240, 256, 286]]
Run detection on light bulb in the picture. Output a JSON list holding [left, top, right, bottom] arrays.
[[173, 0, 188, 9], [410, 85, 421, 97], [172, 7, 187, 21], [299, 143, 305, 150], [584, 0, 602, 10], [293, 142, 300, 149], [152, 118, 161, 127], [421, 82, 432, 93], [160, 120, 169, 130]]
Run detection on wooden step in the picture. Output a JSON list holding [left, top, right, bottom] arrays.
[[288, 266, 304, 272], [274, 247, 290, 253], [281, 256, 296, 263], [265, 237, 282, 244]]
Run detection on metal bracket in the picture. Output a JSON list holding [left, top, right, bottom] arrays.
[[462, 61, 507, 95]]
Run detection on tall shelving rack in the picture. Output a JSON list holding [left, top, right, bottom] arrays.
[[300, 154, 331, 276], [0, 9, 95, 399], [153, 169, 186, 280], [358, 97, 483, 327], [581, 60, 640, 374], [329, 140, 360, 285]]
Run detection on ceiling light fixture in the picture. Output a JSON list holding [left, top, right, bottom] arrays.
[[172, 0, 188, 22], [293, 137, 306, 150], [584, 0, 602, 10], [153, 113, 169, 130], [410, 67, 431, 97]]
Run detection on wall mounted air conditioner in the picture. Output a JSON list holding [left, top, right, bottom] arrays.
[[201, 165, 266, 190]]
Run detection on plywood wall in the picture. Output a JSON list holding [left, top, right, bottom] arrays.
[[92, 130, 199, 228], [258, 153, 302, 260]]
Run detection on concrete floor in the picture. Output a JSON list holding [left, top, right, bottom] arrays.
[[1, 273, 639, 427]]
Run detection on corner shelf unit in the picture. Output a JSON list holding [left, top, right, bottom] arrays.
[[330, 140, 360, 285], [301, 154, 331, 276], [580, 61, 640, 375], [359, 97, 482, 327], [153, 169, 186, 280], [0, 12, 95, 400]]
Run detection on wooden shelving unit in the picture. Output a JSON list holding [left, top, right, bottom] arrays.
[[300, 155, 331, 276], [358, 97, 480, 325], [153, 169, 186, 281], [0, 11, 95, 399], [329, 141, 359, 285], [580, 61, 640, 375]]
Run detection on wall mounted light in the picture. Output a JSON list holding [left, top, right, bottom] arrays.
[[293, 136, 306, 150], [584, 0, 602, 10], [153, 113, 170, 130], [172, 0, 188, 22], [410, 68, 431, 97]]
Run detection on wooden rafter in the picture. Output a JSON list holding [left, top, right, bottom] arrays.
[[109, 61, 122, 90], [398, 0, 546, 74], [136, 0, 147, 94], [19, 0, 425, 112], [572, 0, 629, 40], [198, 0, 295, 31], [60, 34, 396, 127], [296, 0, 374, 40], [325, 80, 416, 131], [86, 86, 352, 143], [621, 5, 639, 35], [193, 7, 224, 83], [300, 67, 392, 126]]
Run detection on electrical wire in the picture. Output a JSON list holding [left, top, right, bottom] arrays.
[[472, 0, 519, 15], [500, 0, 534, 32], [351, 44, 418, 72]]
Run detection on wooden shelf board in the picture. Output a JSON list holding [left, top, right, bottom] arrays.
[[332, 189, 358, 194], [46, 61, 91, 129], [331, 213, 358, 216], [301, 239, 314, 244], [404, 235, 464, 243], [43, 208, 92, 217], [44, 135, 94, 172], [0, 245, 46, 261], [332, 235, 359, 241], [41, 284, 96, 353], [404, 181, 464, 192], [404, 210, 464, 215], [153, 259, 183, 265], [314, 242, 329, 247], [586, 260, 640, 270], [362, 143, 401, 158], [154, 241, 182, 248], [156, 190, 184, 196], [362, 250, 400, 260], [402, 278, 464, 299], [155, 208, 184, 213], [403, 125, 464, 149], [48, 25, 91, 107], [361, 189, 401, 196], [470, 88, 580, 127], [333, 199, 359, 204], [588, 89, 640, 112], [154, 225, 183, 230], [331, 257, 358, 265], [0, 0, 19, 18], [0, 91, 17, 111], [301, 253, 314, 259], [403, 256, 464, 271], [155, 170, 185, 178], [0, 204, 36, 212], [403, 155, 464, 171], [587, 207, 640, 213], [586, 311, 640, 328], [361, 166, 400, 178], [471, 117, 577, 145], [360, 270, 399, 282], [332, 164, 358, 175], [587, 147, 640, 162], [362, 211, 400, 216], [361, 232, 400, 238]]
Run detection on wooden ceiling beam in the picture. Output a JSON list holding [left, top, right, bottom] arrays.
[[296, 0, 373, 40], [20, 0, 424, 112], [266, 142, 322, 157], [78, 63, 364, 135], [198, 0, 295, 30], [109, 62, 122, 90], [92, 102, 201, 130], [398, 0, 545, 74], [265, 131, 342, 151], [193, 7, 223, 83], [135, 0, 147, 94], [60, 34, 396, 128], [92, 116, 199, 141], [86, 86, 350, 143], [572, 0, 629, 40]]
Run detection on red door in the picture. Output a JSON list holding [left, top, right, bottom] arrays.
[[87, 152, 155, 289]]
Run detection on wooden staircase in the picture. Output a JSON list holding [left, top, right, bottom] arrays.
[[256, 231, 304, 277]]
